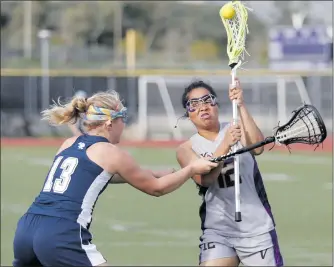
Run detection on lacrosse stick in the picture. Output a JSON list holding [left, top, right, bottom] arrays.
[[219, 0, 251, 222], [210, 104, 327, 163]]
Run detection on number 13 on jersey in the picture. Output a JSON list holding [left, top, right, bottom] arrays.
[[218, 161, 242, 189], [43, 156, 78, 194]]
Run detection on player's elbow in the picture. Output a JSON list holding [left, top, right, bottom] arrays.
[[252, 133, 265, 156], [151, 190, 164, 197], [252, 146, 264, 156], [144, 181, 166, 197], [151, 183, 170, 197], [151, 179, 180, 197], [148, 187, 165, 197], [141, 187, 163, 197]]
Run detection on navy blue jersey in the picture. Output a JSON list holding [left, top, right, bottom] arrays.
[[27, 134, 113, 229]]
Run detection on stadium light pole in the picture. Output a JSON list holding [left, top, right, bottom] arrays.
[[38, 29, 51, 111], [125, 28, 136, 124], [113, 1, 123, 64], [326, 25, 332, 39], [23, 1, 32, 59]]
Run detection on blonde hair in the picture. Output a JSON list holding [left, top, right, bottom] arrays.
[[41, 90, 124, 129]]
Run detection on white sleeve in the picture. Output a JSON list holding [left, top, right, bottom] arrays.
[[220, 122, 230, 133]]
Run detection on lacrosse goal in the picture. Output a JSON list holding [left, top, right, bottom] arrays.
[[134, 71, 331, 141]]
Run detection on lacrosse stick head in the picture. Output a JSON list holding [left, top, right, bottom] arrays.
[[274, 104, 327, 146], [219, 1, 250, 68]]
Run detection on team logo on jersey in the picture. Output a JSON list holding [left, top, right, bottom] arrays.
[[201, 152, 213, 158], [260, 248, 268, 259], [78, 142, 86, 150]]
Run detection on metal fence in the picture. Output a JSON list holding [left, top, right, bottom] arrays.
[[1, 68, 332, 139], [1, 69, 139, 137]]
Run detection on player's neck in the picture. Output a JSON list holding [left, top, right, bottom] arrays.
[[87, 129, 108, 140], [197, 122, 220, 141]]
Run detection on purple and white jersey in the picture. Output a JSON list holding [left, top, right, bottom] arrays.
[[190, 122, 276, 238]]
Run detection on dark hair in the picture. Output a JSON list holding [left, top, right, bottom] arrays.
[[182, 80, 217, 109]]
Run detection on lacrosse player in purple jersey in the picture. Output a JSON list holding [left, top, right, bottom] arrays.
[[176, 79, 284, 266]]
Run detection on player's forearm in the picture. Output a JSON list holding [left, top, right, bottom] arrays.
[[213, 139, 231, 158], [197, 141, 229, 186], [239, 104, 264, 154], [176, 144, 220, 188], [151, 169, 176, 178], [154, 166, 193, 196], [109, 169, 173, 184], [200, 162, 224, 187]]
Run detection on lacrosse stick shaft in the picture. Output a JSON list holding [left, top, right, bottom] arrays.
[[210, 136, 276, 162], [230, 64, 241, 222]]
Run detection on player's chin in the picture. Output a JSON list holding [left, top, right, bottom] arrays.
[[200, 119, 216, 128]]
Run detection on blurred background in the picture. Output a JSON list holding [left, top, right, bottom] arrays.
[[0, 0, 332, 139], [1, 1, 333, 266]]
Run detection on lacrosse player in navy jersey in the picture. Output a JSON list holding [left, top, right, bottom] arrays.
[[12, 90, 218, 266], [176, 79, 284, 266]]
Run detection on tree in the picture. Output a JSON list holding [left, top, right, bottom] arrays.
[[61, 2, 98, 46], [3, 1, 47, 51], [1, 13, 10, 28]]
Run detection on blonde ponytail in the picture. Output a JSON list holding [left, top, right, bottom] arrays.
[[41, 89, 124, 129], [41, 97, 88, 126]]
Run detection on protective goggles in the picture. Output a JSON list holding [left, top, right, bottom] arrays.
[[84, 106, 128, 123], [186, 94, 217, 113]]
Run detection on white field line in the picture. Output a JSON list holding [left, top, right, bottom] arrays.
[[263, 173, 293, 181], [110, 265, 192, 266], [105, 218, 199, 241], [108, 222, 198, 240], [257, 153, 332, 165], [97, 241, 197, 247], [1, 203, 27, 216], [106, 265, 192, 266], [323, 182, 333, 190]]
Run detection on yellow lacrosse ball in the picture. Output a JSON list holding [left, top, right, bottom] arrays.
[[220, 3, 236, 20]]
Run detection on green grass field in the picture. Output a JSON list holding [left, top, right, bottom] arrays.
[[1, 146, 332, 266]]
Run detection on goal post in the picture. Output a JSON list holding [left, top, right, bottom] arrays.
[[136, 72, 329, 141], [138, 76, 183, 140]]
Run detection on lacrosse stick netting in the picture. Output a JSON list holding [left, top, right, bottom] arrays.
[[220, 1, 250, 68], [210, 104, 327, 162], [274, 104, 327, 146], [219, 1, 251, 222]]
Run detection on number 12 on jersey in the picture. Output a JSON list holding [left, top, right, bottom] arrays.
[[43, 156, 78, 194], [217, 162, 242, 189]]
